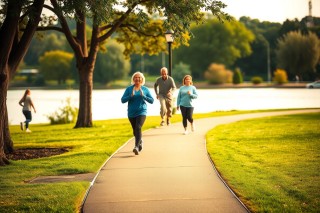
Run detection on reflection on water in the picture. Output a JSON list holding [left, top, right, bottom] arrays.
[[7, 88, 320, 125]]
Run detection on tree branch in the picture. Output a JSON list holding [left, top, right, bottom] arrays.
[[50, 0, 82, 55], [98, 0, 150, 42], [8, 0, 45, 73], [36, 26, 64, 33], [121, 23, 162, 37]]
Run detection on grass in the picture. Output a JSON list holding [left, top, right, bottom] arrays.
[[1, 109, 318, 212], [206, 112, 320, 212]]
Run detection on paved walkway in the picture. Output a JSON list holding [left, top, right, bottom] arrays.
[[82, 109, 320, 213]]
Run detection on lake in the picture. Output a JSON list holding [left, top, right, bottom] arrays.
[[7, 88, 320, 125]]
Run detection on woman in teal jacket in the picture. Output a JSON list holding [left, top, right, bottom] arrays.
[[177, 75, 198, 135], [121, 72, 154, 155]]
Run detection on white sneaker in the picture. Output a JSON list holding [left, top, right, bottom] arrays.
[[183, 129, 188, 135], [191, 123, 195, 132], [26, 129, 32, 133], [133, 147, 139, 155], [20, 122, 24, 131]]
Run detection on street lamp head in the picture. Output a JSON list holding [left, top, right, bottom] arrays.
[[165, 30, 174, 43]]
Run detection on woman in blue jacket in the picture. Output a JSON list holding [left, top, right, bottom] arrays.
[[177, 75, 198, 135], [121, 72, 154, 155]]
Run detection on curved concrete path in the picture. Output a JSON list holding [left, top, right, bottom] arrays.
[[82, 109, 320, 213]]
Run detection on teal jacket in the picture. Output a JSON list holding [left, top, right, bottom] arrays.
[[121, 85, 154, 118]]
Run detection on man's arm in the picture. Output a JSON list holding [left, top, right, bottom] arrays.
[[154, 79, 159, 95], [171, 77, 177, 92]]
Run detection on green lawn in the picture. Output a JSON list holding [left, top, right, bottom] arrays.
[[1, 110, 319, 212], [207, 112, 320, 212]]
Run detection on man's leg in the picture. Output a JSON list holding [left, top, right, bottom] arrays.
[[159, 96, 167, 126], [165, 99, 173, 125]]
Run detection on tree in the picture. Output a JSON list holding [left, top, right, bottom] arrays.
[[172, 62, 191, 85], [175, 17, 254, 79], [39, 50, 73, 84], [94, 40, 131, 85], [278, 18, 301, 38], [233, 68, 243, 84], [0, 0, 45, 165], [130, 53, 164, 75], [276, 31, 320, 80], [24, 33, 68, 66], [43, 0, 230, 128], [236, 17, 281, 80]]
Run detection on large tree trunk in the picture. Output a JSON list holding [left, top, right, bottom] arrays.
[[73, 22, 99, 128], [0, 70, 10, 166], [4, 105, 14, 154], [75, 65, 94, 128], [0, 0, 44, 166]]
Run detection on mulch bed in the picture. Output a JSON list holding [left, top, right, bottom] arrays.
[[7, 148, 68, 160]]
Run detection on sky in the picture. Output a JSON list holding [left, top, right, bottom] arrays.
[[222, 0, 320, 23]]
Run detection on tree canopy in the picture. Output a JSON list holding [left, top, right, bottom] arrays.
[[94, 39, 131, 84], [39, 50, 73, 84], [174, 17, 254, 79], [276, 31, 320, 80]]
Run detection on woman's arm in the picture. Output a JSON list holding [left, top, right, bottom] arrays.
[[19, 99, 24, 107], [190, 86, 198, 99], [142, 87, 154, 104], [121, 87, 132, 103], [30, 100, 36, 113], [176, 89, 181, 110]]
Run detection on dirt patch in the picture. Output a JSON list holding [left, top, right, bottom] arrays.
[[7, 148, 68, 160], [6, 148, 96, 183]]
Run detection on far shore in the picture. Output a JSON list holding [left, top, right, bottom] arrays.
[[192, 82, 308, 89], [8, 82, 310, 90]]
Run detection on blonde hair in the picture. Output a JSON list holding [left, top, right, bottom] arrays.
[[182, 75, 193, 85], [131, 71, 145, 85]]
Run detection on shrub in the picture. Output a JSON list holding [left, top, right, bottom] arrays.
[[47, 97, 78, 124], [251, 76, 263, 84], [204, 63, 233, 84], [233, 68, 243, 84], [273, 69, 288, 84]]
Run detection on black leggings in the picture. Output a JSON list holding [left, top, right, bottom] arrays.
[[23, 110, 32, 129], [180, 106, 194, 128], [129, 115, 146, 147]]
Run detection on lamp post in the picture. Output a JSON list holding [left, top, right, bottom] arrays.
[[165, 30, 174, 76], [266, 41, 271, 83]]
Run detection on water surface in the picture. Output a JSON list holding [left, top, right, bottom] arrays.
[[7, 88, 320, 125]]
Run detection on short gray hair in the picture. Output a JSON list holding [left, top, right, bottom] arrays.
[[131, 71, 145, 85], [160, 67, 168, 74]]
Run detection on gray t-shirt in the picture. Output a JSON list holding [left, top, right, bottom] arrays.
[[154, 76, 176, 99], [22, 96, 33, 111]]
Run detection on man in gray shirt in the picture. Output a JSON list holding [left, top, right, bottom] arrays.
[[154, 67, 176, 126]]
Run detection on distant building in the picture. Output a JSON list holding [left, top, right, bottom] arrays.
[[19, 69, 39, 76], [12, 69, 44, 87], [307, 0, 314, 27]]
